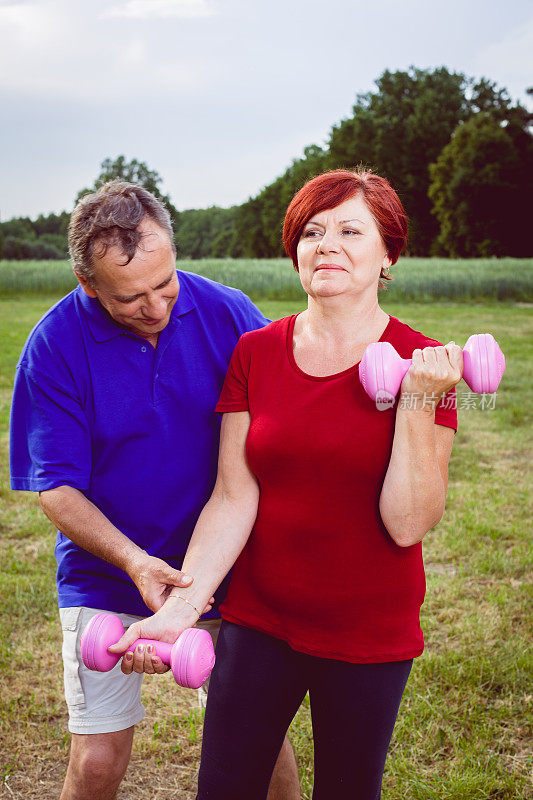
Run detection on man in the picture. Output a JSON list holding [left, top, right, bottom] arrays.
[[10, 181, 300, 800]]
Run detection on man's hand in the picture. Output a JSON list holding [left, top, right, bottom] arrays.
[[128, 552, 196, 612], [38, 487, 200, 613]]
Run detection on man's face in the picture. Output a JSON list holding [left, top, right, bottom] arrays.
[[78, 218, 179, 341]]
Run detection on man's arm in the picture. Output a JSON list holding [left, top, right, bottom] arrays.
[[39, 485, 195, 612]]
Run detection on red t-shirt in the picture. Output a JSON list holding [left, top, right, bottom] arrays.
[[215, 314, 458, 663]]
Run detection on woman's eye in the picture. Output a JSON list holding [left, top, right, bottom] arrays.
[[342, 229, 360, 236], [303, 230, 320, 238]]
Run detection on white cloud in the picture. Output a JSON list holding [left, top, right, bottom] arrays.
[[473, 15, 533, 101], [0, 1, 51, 45], [0, 0, 214, 100], [101, 0, 215, 19], [2, 0, 532, 220], [115, 35, 147, 68]]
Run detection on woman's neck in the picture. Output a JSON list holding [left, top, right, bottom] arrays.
[[300, 294, 389, 345]]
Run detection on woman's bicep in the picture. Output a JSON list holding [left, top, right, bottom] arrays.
[[435, 424, 455, 494], [214, 411, 259, 506]]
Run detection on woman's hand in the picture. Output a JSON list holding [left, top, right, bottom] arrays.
[[107, 594, 215, 675], [400, 342, 463, 412]]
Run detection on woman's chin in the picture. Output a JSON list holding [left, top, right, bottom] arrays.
[[308, 281, 351, 299]]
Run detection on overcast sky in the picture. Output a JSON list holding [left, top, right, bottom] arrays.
[[0, 0, 531, 220]]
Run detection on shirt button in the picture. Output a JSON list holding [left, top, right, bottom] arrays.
[[141, 346, 147, 353], [155, 373, 159, 379]]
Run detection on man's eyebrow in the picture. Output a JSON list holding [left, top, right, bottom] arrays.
[[153, 273, 174, 290], [113, 272, 174, 302], [113, 291, 141, 302]]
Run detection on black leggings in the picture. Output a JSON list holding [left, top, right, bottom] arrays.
[[197, 621, 412, 800]]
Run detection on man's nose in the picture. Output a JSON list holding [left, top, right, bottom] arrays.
[[145, 295, 167, 318]]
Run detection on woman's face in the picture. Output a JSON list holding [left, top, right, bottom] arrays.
[[296, 194, 391, 301]]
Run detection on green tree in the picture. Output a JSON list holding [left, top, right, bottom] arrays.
[[210, 228, 240, 258], [1, 217, 36, 240], [33, 211, 70, 238], [233, 196, 272, 258], [428, 113, 533, 257], [233, 144, 327, 257], [175, 206, 238, 258], [327, 67, 470, 254], [77, 156, 179, 227]]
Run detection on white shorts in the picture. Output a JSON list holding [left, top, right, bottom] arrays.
[[59, 606, 221, 735]]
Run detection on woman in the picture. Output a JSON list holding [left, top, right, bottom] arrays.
[[112, 169, 461, 799]]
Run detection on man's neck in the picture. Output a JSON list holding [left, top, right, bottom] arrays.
[[142, 333, 159, 349]]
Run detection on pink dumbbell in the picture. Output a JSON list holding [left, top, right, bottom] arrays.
[[359, 334, 505, 404], [80, 612, 215, 689]]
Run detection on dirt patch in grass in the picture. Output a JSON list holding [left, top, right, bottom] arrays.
[[1, 621, 205, 799]]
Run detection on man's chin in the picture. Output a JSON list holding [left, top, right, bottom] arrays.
[[128, 319, 169, 336]]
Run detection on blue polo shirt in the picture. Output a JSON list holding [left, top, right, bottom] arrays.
[[10, 270, 269, 617]]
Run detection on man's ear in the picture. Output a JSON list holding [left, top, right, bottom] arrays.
[[75, 272, 98, 298]]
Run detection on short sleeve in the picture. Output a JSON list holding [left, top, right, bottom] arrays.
[[10, 365, 91, 492], [215, 335, 250, 414], [243, 294, 270, 332], [403, 327, 458, 433], [232, 291, 270, 336], [434, 387, 458, 432]]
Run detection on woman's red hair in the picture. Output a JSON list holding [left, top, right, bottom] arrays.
[[282, 169, 408, 276]]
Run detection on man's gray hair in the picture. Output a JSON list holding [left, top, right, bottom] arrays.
[[68, 180, 175, 286]]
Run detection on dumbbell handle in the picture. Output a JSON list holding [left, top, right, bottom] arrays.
[[360, 334, 505, 402], [81, 612, 215, 688], [124, 638, 173, 663]]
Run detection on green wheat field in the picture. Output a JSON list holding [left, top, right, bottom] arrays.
[[0, 256, 532, 302], [0, 258, 532, 799]]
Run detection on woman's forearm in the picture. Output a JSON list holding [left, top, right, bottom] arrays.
[[107, 482, 259, 652], [379, 402, 446, 547], [166, 486, 259, 613]]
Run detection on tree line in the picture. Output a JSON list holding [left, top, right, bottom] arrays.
[[1, 66, 531, 261]]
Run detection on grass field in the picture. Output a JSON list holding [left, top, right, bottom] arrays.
[[1, 256, 533, 302], [0, 287, 532, 799]]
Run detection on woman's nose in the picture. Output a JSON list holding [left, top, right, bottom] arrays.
[[317, 229, 340, 253]]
